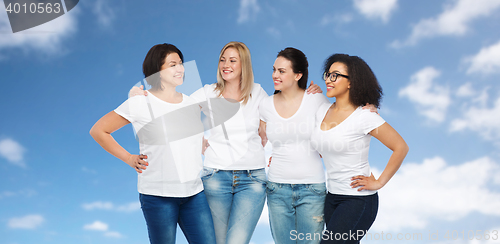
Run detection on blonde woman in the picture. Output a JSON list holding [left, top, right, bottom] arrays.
[[131, 42, 321, 244]]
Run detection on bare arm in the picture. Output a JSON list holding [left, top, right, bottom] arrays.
[[89, 111, 148, 173], [259, 120, 268, 147], [351, 122, 409, 191]]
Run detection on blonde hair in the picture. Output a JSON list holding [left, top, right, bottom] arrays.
[[215, 41, 254, 104]]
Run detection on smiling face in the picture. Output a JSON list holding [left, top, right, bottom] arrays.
[[159, 52, 184, 88], [325, 62, 350, 98], [272, 56, 302, 92], [219, 47, 242, 84]]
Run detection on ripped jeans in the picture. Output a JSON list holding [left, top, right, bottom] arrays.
[[266, 182, 327, 244]]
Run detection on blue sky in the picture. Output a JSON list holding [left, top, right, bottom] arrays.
[[1, 0, 500, 243]]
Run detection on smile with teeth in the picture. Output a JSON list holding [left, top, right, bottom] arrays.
[[274, 80, 282, 85], [326, 85, 335, 91]]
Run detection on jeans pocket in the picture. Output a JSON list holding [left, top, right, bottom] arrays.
[[266, 181, 277, 194], [249, 169, 267, 184], [308, 183, 327, 196], [201, 167, 216, 181]]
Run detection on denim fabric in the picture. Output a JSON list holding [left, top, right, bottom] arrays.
[[321, 193, 378, 244], [139, 191, 216, 244], [266, 181, 327, 244], [202, 167, 267, 244]]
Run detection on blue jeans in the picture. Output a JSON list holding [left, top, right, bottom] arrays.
[[266, 182, 327, 244], [201, 167, 267, 244], [139, 191, 216, 244], [321, 193, 378, 244]]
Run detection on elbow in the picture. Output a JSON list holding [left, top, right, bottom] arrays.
[[400, 142, 409, 157], [89, 127, 97, 140]]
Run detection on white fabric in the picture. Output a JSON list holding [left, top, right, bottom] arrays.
[[190, 83, 268, 170], [311, 104, 386, 196], [114, 91, 204, 197], [259, 92, 329, 184]]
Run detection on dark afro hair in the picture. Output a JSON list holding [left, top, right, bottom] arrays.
[[323, 54, 383, 108]]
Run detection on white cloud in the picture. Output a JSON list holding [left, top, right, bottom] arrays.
[[0, 138, 26, 168], [464, 40, 500, 75], [91, 0, 116, 28], [82, 201, 140, 212], [104, 231, 124, 238], [8, 214, 44, 229], [83, 221, 108, 231], [353, 0, 398, 23], [450, 95, 500, 141], [82, 201, 113, 210], [0, 189, 36, 199], [391, 0, 500, 47], [320, 13, 353, 26], [456, 82, 475, 97], [266, 27, 281, 39], [372, 156, 500, 232], [0, 2, 78, 55], [237, 0, 260, 24], [399, 67, 451, 123]]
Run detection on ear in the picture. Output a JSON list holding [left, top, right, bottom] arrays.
[[295, 73, 303, 82]]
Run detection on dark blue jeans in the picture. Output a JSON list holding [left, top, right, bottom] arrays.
[[321, 193, 378, 244], [139, 191, 216, 244]]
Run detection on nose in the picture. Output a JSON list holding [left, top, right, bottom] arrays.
[[272, 70, 278, 79], [177, 63, 185, 73]]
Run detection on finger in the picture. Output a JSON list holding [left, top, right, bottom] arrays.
[[351, 175, 364, 180], [139, 154, 148, 159], [358, 187, 365, 191], [139, 85, 144, 89]]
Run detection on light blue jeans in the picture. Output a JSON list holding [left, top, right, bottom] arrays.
[[266, 182, 327, 244], [201, 167, 267, 244]]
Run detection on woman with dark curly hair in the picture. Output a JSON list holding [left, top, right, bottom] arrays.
[[310, 54, 409, 244]]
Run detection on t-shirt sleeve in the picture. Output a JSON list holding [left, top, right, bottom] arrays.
[[310, 93, 330, 107], [254, 83, 269, 102], [189, 86, 207, 103], [259, 97, 268, 122], [359, 109, 386, 135], [114, 98, 135, 123]]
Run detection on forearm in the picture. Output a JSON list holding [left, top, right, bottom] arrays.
[[377, 144, 409, 187], [91, 131, 132, 164]]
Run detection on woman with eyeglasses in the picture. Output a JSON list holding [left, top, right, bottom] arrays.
[[260, 48, 377, 244], [310, 54, 409, 244], [90, 43, 216, 244], [130, 42, 323, 244]]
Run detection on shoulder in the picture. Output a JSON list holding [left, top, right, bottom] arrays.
[[315, 103, 331, 121], [356, 107, 382, 119], [259, 94, 273, 107], [305, 92, 329, 105]]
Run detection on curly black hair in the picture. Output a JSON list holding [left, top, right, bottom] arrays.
[[323, 54, 383, 108]]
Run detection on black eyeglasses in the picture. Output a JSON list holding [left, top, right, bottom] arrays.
[[323, 72, 349, 82]]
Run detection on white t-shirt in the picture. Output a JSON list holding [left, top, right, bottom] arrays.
[[259, 92, 329, 184], [190, 83, 268, 170], [310, 104, 386, 196], [114, 91, 204, 197]]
